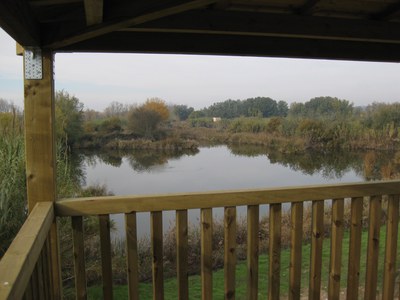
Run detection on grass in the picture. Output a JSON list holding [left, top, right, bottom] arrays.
[[86, 225, 400, 299]]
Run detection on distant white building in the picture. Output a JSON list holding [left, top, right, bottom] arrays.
[[213, 117, 222, 122]]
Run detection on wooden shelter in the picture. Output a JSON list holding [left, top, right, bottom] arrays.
[[1, 0, 400, 299]]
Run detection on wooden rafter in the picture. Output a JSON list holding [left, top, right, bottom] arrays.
[[56, 31, 400, 62], [122, 10, 400, 45], [44, 0, 217, 49], [0, 0, 40, 46], [372, 1, 400, 20], [295, 0, 320, 15], [29, 0, 82, 6], [84, 0, 103, 25]]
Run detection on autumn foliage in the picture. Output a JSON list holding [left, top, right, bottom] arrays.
[[128, 98, 169, 138]]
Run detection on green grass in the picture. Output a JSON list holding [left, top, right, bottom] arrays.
[[87, 225, 399, 299]]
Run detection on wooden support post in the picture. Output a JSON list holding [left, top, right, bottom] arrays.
[[23, 50, 61, 298]]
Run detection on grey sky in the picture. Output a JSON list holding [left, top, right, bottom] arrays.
[[1, 28, 400, 111]]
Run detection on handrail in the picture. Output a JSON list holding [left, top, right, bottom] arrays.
[[0, 202, 54, 300], [56, 180, 400, 216]]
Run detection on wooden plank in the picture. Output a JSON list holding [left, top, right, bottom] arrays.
[[56, 180, 400, 216], [0, 202, 53, 299], [151, 211, 164, 300], [45, 0, 218, 49], [309, 200, 324, 300], [23, 279, 33, 300], [224, 206, 236, 300], [99, 214, 113, 300], [58, 30, 400, 63], [125, 212, 139, 300], [346, 197, 363, 300], [16, 43, 23, 56], [201, 208, 213, 300], [44, 237, 54, 299], [24, 49, 61, 298], [41, 247, 50, 300], [328, 198, 344, 300], [84, 0, 103, 26], [129, 9, 400, 45], [247, 205, 259, 300], [36, 252, 45, 300], [30, 267, 39, 299], [382, 195, 399, 300], [176, 210, 188, 299], [364, 196, 382, 300], [0, 0, 40, 46], [72, 216, 87, 300], [269, 203, 281, 300], [289, 202, 303, 300]]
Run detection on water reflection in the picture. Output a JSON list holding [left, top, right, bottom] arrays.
[[79, 148, 199, 173], [76, 145, 399, 238], [79, 146, 400, 183]]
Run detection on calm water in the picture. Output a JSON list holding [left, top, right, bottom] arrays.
[[79, 145, 384, 238]]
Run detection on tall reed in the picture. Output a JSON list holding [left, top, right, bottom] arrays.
[[0, 134, 26, 257]]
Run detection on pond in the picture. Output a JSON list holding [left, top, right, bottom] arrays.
[[78, 145, 395, 238]]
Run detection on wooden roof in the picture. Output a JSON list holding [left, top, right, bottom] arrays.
[[2, 0, 400, 61]]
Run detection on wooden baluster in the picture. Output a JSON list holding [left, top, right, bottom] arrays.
[[151, 211, 164, 300], [44, 238, 54, 300], [36, 249, 45, 299], [269, 203, 281, 300], [309, 200, 324, 300], [224, 206, 236, 300], [125, 212, 139, 300], [41, 246, 50, 300], [72, 216, 87, 300], [328, 198, 344, 300], [99, 214, 113, 300], [364, 196, 381, 300], [31, 265, 39, 299], [382, 195, 399, 300], [247, 205, 259, 300], [289, 202, 303, 300], [346, 197, 363, 299], [176, 210, 189, 300], [201, 208, 213, 300], [23, 279, 33, 300]]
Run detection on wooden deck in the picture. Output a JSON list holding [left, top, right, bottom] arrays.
[[1, 180, 399, 299]]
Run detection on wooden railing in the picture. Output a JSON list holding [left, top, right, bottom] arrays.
[[1, 180, 400, 299], [55, 180, 400, 299], [0, 202, 54, 299]]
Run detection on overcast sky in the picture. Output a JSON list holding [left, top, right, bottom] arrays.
[[1, 28, 400, 111]]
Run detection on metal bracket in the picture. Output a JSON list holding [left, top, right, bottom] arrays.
[[24, 47, 43, 80]]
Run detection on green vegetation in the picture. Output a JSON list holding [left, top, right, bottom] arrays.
[[191, 97, 288, 119], [55, 90, 84, 147], [86, 225, 398, 299], [51, 94, 400, 153]]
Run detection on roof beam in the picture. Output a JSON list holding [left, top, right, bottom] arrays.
[[56, 31, 400, 62], [84, 0, 103, 25], [295, 0, 320, 15], [371, 2, 400, 21], [0, 0, 40, 46], [29, 0, 82, 6], [122, 10, 400, 45], [44, 0, 217, 49]]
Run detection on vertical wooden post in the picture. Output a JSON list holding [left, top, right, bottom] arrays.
[[224, 206, 236, 300], [328, 198, 344, 300], [176, 210, 189, 300], [201, 208, 213, 300], [24, 49, 61, 298], [247, 205, 259, 300], [269, 203, 281, 300], [289, 202, 303, 300]]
